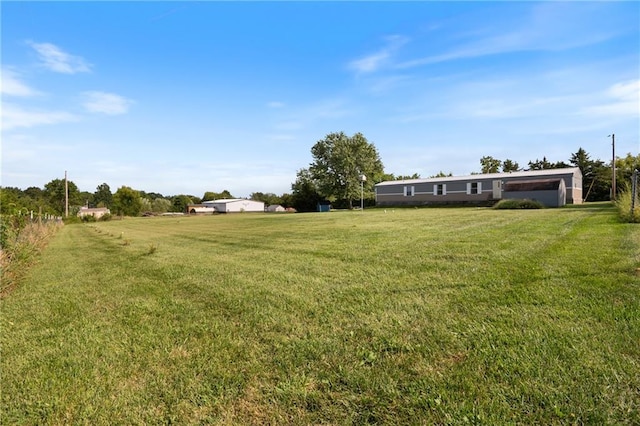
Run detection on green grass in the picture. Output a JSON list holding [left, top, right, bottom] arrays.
[[2, 204, 639, 424]]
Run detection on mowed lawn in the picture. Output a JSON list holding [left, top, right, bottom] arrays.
[[2, 204, 639, 424]]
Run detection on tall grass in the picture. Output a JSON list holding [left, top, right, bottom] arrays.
[[615, 190, 640, 222], [1, 204, 638, 424], [0, 217, 62, 297]]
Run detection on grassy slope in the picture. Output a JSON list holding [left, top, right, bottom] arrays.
[[1, 205, 638, 424]]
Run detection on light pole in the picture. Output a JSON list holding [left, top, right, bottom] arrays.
[[608, 134, 616, 201], [360, 174, 367, 210]]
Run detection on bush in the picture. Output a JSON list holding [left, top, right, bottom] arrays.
[[494, 199, 545, 210], [614, 191, 640, 223], [63, 216, 82, 224], [81, 214, 97, 223], [99, 213, 112, 221]]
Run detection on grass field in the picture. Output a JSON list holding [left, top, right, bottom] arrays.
[[2, 204, 639, 424]]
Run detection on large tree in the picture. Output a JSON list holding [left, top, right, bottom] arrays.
[[171, 195, 193, 212], [93, 183, 113, 208], [202, 190, 233, 201], [113, 186, 143, 216], [480, 156, 501, 174], [250, 192, 283, 206], [291, 169, 323, 212], [569, 148, 609, 201], [309, 132, 384, 208], [616, 153, 640, 191], [44, 178, 81, 216], [502, 159, 520, 172]]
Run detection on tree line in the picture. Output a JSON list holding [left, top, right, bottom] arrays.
[[2, 132, 638, 217]]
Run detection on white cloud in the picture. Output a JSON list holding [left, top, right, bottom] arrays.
[[82, 91, 133, 115], [28, 41, 92, 74], [267, 101, 285, 108], [349, 35, 409, 74], [397, 3, 621, 69], [1, 103, 78, 131], [1, 69, 42, 97], [579, 79, 640, 118]]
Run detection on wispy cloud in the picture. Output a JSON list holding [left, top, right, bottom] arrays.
[[82, 91, 133, 115], [1, 103, 79, 131], [267, 101, 285, 109], [348, 35, 409, 74], [28, 41, 92, 74], [579, 79, 640, 118], [397, 3, 621, 69], [1, 69, 42, 97]]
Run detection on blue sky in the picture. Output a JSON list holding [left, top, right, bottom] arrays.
[[2, 1, 639, 198]]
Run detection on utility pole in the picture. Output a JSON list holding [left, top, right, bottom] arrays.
[[65, 170, 69, 218], [609, 134, 616, 201]]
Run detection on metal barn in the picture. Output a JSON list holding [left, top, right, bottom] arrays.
[[201, 199, 265, 213]]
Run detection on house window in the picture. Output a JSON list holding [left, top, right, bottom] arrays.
[[404, 186, 414, 197], [434, 184, 446, 196], [467, 182, 482, 195]]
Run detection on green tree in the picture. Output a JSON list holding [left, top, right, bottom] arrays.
[[527, 157, 568, 170], [616, 153, 640, 190], [44, 178, 81, 216], [430, 171, 452, 178], [202, 190, 233, 201], [396, 173, 422, 180], [280, 193, 294, 208], [79, 191, 94, 208], [291, 169, 323, 212], [528, 157, 552, 170], [250, 192, 283, 206], [309, 132, 384, 208], [480, 156, 501, 174], [569, 148, 609, 201], [94, 183, 113, 208], [113, 186, 143, 217], [171, 195, 193, 212], [152, 198, 172, 213], [140, 198, 152, 213], [502, 159, 520, 172]]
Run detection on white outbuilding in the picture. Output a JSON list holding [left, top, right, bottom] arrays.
[[266, 204, 286, 212], [201, 199, 265, 213]]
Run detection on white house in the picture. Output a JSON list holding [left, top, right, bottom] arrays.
[[78, 207, 110, 219], [266, 204, 286, 212], [201, 199, 265, 213]]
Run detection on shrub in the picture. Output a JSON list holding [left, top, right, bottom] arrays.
[[99, 213, 112, 221], [493, 199, 545, 210], [63, 216, 82, 224], [81, 214, 97, 223], [614, 190, 640, 223]]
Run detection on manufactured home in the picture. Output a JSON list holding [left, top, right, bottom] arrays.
[[201, 199, 265, 213], [375, 168, 582, 207]]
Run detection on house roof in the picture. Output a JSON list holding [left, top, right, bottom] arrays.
[[375, 167, 581, 187], [79, 207, 109, 212], [202, 199, 264, 205]]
